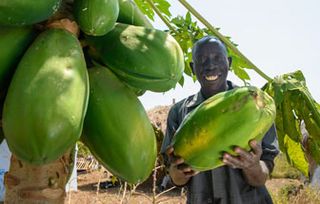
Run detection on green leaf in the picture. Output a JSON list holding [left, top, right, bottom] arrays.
[[185, 12, 191, 24], [154, 0, 171, 17], [134, 0, 155, 20], [283, 134, 309, 177], [178, 75, 184, 86], [232, 65, 250, 80]]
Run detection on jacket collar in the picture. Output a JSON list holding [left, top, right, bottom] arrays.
[[186, 80, 236, 109]]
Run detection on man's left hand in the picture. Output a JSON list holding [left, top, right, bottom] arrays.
[[222, 140, 262, 170]]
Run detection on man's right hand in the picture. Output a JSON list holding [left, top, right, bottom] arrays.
[[166, 146, 199, 186]]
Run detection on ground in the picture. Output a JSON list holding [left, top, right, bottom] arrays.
[[67, 169, 308, 204], [67, 169, 186, 204]]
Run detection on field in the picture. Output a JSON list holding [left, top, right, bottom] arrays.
[[70, 106, 320, 204], [71, 148, 320, 204]]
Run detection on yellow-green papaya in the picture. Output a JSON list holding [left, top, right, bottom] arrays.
[[172, 86, 276, 171]]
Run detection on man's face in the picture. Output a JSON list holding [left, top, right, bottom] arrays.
[[192, 39, 230, 96]]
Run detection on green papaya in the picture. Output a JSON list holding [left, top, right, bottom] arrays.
[[83, 66, 156, 184], [73, 0, 119, 36], [0, 0, 61, 26], [118, 0, 153, 28], [0, 26, 37, 87], [85, 23, 184, 92], [172, 86, 276, 171], [3, 28, 89, 165]]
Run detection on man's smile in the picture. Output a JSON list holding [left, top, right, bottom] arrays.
[[204, 73, 221, 81]]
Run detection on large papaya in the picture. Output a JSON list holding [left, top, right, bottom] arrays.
[[0, 26, 37, 116], [2, 28, 89, 165], [73, 0, 119, 36], [0, 0, 61, 26], [172, 86, 276, 171], [82, 66, 157, 184], [85, 23, 184, 92], [118, 0, 153, 28], [0, 26, 37, 88]]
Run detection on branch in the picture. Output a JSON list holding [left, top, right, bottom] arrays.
[[178, 0, 272, 82]]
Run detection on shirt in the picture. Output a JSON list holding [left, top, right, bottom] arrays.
[[160, 81, 279, 204]]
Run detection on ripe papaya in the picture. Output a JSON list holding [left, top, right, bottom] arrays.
[[73, 0, 119, 36], [3, 29, 89, 165], [118, 0, 153, 28], [85, 23, 184, 92], [172, 86, 276, 171], [0, 0, 61, 26], [82, 66, 157, 184], [0, 26, 37, 88]]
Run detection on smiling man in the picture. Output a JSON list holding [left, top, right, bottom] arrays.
[[160, 36, 279, 204]]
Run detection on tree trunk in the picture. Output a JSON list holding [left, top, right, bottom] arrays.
[[4, 150, 73, 204]]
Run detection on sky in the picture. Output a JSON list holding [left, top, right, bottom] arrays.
[[139, 0, 320, 110]]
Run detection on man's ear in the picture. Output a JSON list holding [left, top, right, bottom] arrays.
[[228, 57, 232, 70], [190, 61, 195, 75]]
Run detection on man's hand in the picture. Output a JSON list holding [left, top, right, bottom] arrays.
[[222, 140, 262, 170], [166, 146, 199, 186], [222, 140, 269, 186]]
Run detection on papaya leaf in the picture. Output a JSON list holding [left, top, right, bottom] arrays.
[[283, 134, 309, 177], [154, 0, 171, 18], [178, 74, 184, 87], [134, 0, 155, 20]]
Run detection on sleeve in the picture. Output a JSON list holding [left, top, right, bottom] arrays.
[[260, 124, 280, 173], [160, 105, 180, 166]]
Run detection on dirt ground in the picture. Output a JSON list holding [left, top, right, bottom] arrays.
[[67, 169, 302, 204], [67, 169, 186, 204]]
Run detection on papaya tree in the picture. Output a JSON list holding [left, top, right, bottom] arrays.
[[0, 0, 319, 203]]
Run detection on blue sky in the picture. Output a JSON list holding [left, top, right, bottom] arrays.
[[139, 0, 320, 110]]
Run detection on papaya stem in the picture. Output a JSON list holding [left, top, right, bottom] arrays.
[[178, 0, 272, 82], [145, 0, 176, 32]]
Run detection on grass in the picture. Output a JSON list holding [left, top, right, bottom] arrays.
[[271, 152, 301, 179], [269, 152, 320, 204]]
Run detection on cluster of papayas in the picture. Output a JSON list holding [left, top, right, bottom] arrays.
[[0, 0, 184, 183]]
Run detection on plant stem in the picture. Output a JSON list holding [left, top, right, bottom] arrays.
[[145, 0, 176, 32], [178, 0, 272, 82]]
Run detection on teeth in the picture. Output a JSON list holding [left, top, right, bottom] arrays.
[[205, 75, 219, 81]]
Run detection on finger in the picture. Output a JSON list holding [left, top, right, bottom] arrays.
[[177, 163, 191, 171], [184, 170, 199, 177], [249, 140, 262, 156], [165, 146, 174, 156], [234, 147, 253, 161], [171, 156, 185, 166], [223, 153, 242, 168]]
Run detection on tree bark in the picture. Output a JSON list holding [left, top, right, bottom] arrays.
[[4, 150, 73, 204]]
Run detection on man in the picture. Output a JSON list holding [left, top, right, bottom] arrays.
[[160, 36, 279, 204]]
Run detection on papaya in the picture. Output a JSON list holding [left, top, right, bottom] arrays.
[[2, 28, 89, 165], [0, 26, 37, 116], [118, 0, 153, 28], [85, 23, 184, 92], [0, 0, 61, 26], [0, 26, 37, 87], [82, 66, 156, 184], [172, 86, 276, 171], [73, 0, 119, 36]]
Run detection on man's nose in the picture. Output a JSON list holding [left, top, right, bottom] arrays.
[[205, 62, 218, 71]]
